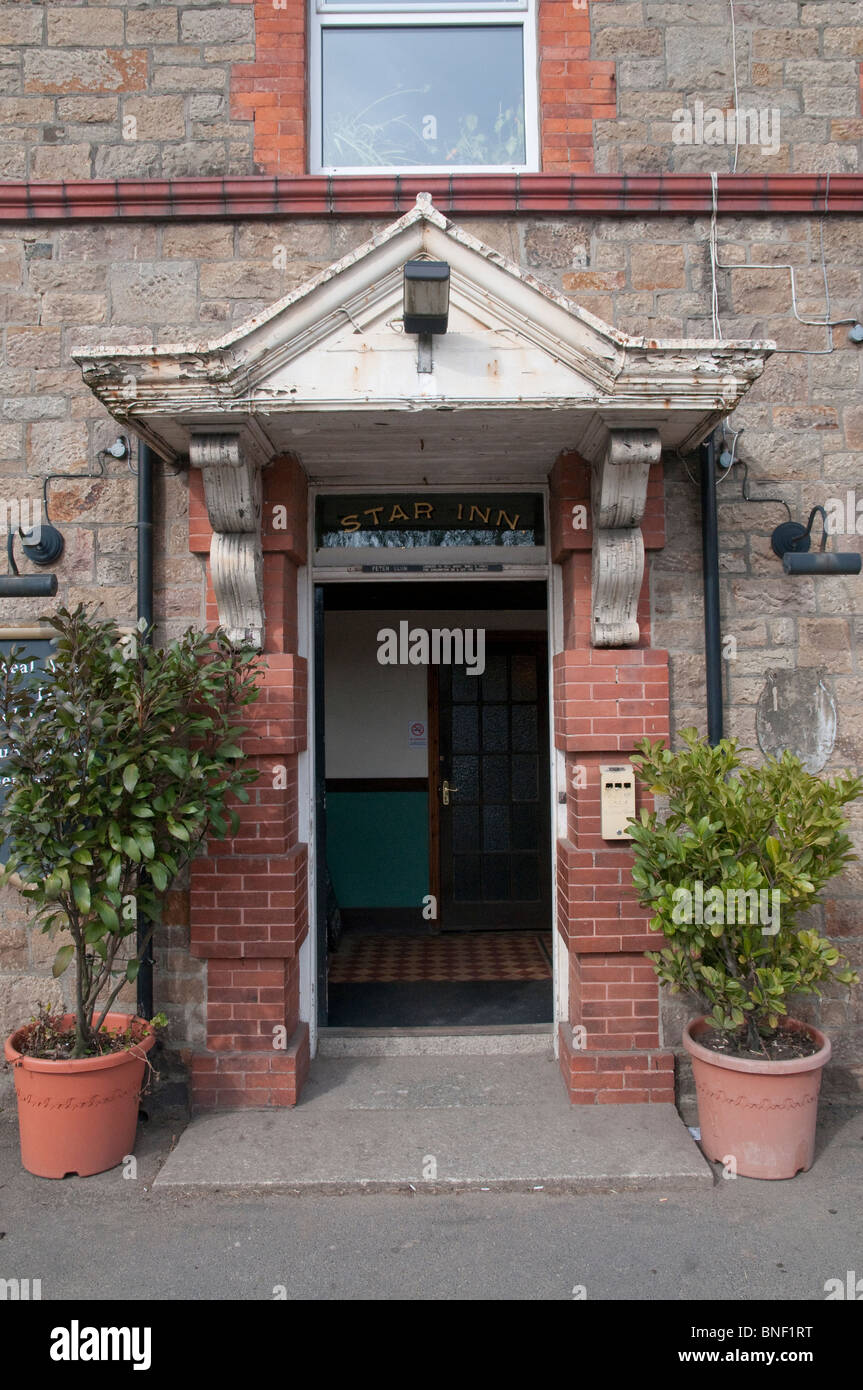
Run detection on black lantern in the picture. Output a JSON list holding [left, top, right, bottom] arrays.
[[772, 507, 862, 575], [403, 260, 450, 336]]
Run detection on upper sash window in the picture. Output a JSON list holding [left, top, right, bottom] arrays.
[[310, 0, 538, 175]]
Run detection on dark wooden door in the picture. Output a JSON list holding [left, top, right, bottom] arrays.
[[437, 634, 551, 929]]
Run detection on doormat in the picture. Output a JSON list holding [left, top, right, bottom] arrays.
[[329, 930, 553, 983]]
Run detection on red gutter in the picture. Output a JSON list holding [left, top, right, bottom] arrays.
[[0, 174, 860, 221]]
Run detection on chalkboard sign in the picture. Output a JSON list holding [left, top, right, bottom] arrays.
[[0, 638, 55, 864]]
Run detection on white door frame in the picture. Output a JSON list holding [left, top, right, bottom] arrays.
[[298, 482, 564, 1058]]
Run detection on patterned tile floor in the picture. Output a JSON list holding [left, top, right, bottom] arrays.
[[329, 930, 553, 984]]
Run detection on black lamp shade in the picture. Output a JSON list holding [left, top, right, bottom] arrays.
[[0, 574, 57, 597], [783, 552, 862, 575], [403, 260, 450, 335]]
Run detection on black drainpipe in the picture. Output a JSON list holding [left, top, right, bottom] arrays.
[[136, 440, 154, 1020], [700, 431, 724, 746]]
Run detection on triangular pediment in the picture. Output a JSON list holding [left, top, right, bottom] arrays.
[[73, 194, 773, 471], [204, 195, 627, 401]]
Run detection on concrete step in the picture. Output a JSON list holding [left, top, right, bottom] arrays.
[[153, 1054, 712, 1194], [316, 1024, 554, 1057]]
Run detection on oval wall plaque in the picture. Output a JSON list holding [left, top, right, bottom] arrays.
[[755, 669, 837, 773]]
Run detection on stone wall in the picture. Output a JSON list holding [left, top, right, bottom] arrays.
[[593, 0, 863, 174], [1, 2, 860, 179], [0, 209, 861, 1097], [0, 0, 256, 181]]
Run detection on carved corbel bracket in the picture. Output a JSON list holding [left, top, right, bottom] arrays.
[[190, 433, 265, 648], [591, 428, 660, 647]]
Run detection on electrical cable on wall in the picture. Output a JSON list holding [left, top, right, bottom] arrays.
[[709, 173, 857, 355], [728, 0, 740, 174]]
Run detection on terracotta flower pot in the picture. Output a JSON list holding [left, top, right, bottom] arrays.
[[4, 1012, 156, 1179], [683, 1016, 830, 1180]]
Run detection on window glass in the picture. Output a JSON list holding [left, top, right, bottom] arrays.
[[321, 25, 526, 169], [315, 493, 545, 548], [322, 0, 523, 6]]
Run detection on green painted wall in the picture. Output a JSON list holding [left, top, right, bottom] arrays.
[[326, 790, 429, 908]]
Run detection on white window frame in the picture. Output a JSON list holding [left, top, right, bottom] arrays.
[[309, 0, 539, 176]]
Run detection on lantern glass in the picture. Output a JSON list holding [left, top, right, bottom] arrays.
[[403, 260, 450, 335]]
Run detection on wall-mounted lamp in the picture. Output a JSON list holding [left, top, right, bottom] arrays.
[[771, 507, 862, 576], [0, 524, 64, 597], [403, 260, 450, 335], [403, 260, 450, 375]]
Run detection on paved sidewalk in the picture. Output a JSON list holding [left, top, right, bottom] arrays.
[[153, 1053, 711, 1192], [2, 1063, 862, 1300]]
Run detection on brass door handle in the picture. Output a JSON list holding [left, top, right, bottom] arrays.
[[442, 779, 459, 806]]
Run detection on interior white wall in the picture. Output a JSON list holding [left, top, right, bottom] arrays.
[[324, 608, 547, 780]]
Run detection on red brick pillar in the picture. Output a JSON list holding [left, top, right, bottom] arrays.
[[549, 451, 675, 1104], [187, 455, 310, 1108]]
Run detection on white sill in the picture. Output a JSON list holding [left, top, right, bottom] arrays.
[[313, 164, 538, 177]]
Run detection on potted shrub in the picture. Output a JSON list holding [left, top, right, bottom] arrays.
[[1, 606, 260, 1178], [628, 729, 861, 1180]]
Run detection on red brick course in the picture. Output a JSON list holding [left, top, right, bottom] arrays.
[[538, 2, 616, 173], [187, 451, 311, 1108], [230, 0, 618, 176], [3, 174, 856, 221], [549, 455, 673, 1104], [559, 1025, 675, 1104], [230, 0, 307, 176]]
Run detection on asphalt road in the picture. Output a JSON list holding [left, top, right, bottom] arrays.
[[2, 1094, 861, 1301]]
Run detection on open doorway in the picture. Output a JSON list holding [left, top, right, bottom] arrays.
[[316, 581, 553, 1028]]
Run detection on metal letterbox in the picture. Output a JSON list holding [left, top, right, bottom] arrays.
[[600, 763, 635, 840]]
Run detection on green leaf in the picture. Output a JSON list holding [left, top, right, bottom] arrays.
[[44, 872, 63, 900], [149, 861, 169, 893], [95, 899, 120, 931], [52, 943, 74, 977], [72, 879, 90, 913], [125, 958, 140, 983], [123, 764, 139, 793]]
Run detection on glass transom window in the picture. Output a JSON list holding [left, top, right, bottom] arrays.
[[311, 0, 538, 174]]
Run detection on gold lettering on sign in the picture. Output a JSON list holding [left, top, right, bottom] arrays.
[[334, 500, 523, 531]]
